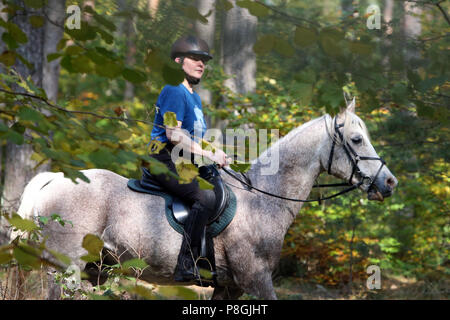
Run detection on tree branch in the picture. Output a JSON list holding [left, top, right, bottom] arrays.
[[0, 87, 154, 126], [435, 1, 450, 25]]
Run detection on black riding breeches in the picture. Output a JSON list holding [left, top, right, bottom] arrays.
[[148, 143, 215, 209]]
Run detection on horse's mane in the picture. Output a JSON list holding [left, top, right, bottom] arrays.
[[254, 111, 370, 164]]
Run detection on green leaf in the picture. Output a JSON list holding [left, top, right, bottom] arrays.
[[294, 26, 317, 47], [0, 51, 16, 66], [81, 253, 100, 263], [198, 267, 213, 279], [24, 0, 48, 9], [157, 286, 198, 300], [2, 32, 19, 50], [0, 122, 9, 132], [115, 129, 132, 141], [148, 158, 171, 176], [95, 59, 122, 78], [82, 234, 104, 256], [18, 106, 45, 122], [162, 64, 184, 85], [274, 38, 295, 57], [47, 52, 63, 62], [61, 55, 74, 73], [127, 285, 156, 300], [93, 13, 116, 32], [175, 162, 199, 184], [296, 82, 313, 106], [71, 55, 93, 74], [48, 249, 71, 266], [14, 244, 41, 269], [29, 15, 44, 28], [319, 28, 344, 57], [196, 176, 214, 190], [163, 111, 178, 128], [96, 27, 114, 44], [88, 148, 116, 167], [7, 22, 28, 44], [7, 214, 39, 232], [216, 0, 234, 11], [182, 6, 209, 24], [122, 258, 148, 270], [236, 0, 269, 17], [123, 68, 147, 83], [0, 252, 13, 265], [253, 34, 276, 55], [348, 40, 374, 56], [65, 45, 84, 55], [2, 130, 24, 145], [144, 48, 165, 72], [65, 22, 97, 41], [148, 140, 166, 154], [38, 216, 49, 225], [230, 162, 251, 173]]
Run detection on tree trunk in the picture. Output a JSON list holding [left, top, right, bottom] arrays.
[[221, 0, 257, 95], [2, 0, 65, 213], [117, 0, 136, 101], [403, 1, 422, 65], [148, 0, 159, 18], [384, 0, 394, 35], [43, 0, 66, 103], [194, 0, 216, 127]]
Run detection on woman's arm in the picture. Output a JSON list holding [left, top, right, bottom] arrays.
[[166, 121, 228, 167]]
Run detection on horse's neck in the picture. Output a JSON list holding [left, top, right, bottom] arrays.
[[246, 117, 327, 229]]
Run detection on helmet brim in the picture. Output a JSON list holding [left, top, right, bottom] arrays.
[[172, 50, 213, 61]]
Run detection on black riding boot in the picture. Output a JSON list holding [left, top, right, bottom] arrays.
[[174, 202, 209, 282]]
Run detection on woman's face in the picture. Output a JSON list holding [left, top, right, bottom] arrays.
[[176, 55, 206, 79]]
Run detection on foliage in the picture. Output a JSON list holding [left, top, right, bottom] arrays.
[[0, 212, 200, 300], [0, 0, 448, 297]]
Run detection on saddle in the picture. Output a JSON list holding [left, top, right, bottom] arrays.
[[126, 165, 237, 287]]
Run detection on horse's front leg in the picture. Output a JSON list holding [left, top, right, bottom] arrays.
[[232, 263, 277, 300]]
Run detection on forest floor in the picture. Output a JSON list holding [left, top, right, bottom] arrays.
[[190, 275, 449, 300], [1, 267, 448, 300]]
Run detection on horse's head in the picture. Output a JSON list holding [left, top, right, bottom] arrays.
[[323, 99, 398, 201]]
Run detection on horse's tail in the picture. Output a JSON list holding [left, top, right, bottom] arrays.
[[17, 172, 61, 220]]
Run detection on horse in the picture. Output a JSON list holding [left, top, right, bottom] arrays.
[[16, 100, 397, 299]]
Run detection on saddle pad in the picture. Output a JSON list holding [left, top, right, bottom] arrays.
[[127, 179, 237, 238]]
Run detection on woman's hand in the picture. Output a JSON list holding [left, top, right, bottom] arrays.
[[204, 149, 231, 168]]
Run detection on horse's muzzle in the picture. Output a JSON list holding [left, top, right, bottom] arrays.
[[367, 173, 398, 202]]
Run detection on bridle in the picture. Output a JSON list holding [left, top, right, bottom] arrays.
[[326, 116, 386, 193], [221, 116, 386, 203]]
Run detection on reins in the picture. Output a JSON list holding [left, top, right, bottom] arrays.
[[221, 116, 386, 203], [221, 166, 362, 203]]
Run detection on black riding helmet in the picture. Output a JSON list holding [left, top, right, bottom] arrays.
[[170, 35, 213, 62]]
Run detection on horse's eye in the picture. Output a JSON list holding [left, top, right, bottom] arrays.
[[351, 136, 362, 144]]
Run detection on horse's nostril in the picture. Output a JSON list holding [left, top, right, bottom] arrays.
[[386, 177, 396, 188]]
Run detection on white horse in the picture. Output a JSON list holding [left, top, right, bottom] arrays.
[[16, 101, 397, 299]]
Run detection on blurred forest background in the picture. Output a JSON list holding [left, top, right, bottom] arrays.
[[0, 0, 448, 299]]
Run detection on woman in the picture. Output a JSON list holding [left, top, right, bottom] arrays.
[[148, 35, 229, 282]]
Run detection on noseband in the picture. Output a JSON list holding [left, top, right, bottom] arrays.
[[326, 117, 386, 191]]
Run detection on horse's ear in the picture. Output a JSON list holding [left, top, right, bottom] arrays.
[[346, 97, 356, 114]]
